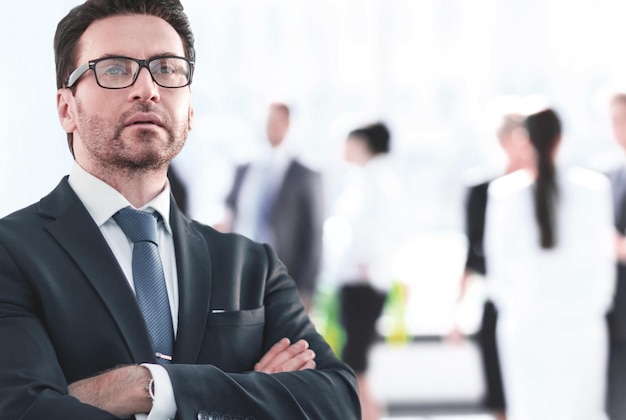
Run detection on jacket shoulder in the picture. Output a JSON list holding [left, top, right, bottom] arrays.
[[0, 177, 76, 228]]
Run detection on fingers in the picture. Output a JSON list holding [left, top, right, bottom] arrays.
[[301, 359, 316, 370], [291, 353, 316, 371], [264, 338, 307, 370], [254, 338, 316, 373], [254, 337, 291, 370], [275, 344, 316, 373]]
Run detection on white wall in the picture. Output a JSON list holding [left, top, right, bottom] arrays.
[[1, 2, 624, 336], [2, 0, 624, 223]]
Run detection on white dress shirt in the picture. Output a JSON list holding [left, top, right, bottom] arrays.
[[332, 155, 404, 291], [68, 161, 177, 419], [233, 141, 292, 244]]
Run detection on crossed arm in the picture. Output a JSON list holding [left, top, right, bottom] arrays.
[[0, 215, 359, 419], [68, 338, 316, 418]]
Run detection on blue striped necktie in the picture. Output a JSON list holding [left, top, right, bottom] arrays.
[[113, 207, 174, 364]]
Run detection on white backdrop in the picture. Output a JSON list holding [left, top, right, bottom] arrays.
[[2, 0, 625, 221]]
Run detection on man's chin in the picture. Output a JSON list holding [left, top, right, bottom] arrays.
[[112, 148, 168, 171], [121, 147, 181, 171], [116, 128, 185, 168], [115, 157, 164, 172], [125, 126, 167, 143]]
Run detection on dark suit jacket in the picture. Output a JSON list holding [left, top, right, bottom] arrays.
[[607, 166, 626, 339], [463, 180, 491, 276], [225, 159, 323, 299], [0, 177, 358, 419]]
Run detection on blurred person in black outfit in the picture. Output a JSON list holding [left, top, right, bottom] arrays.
[[605, 91, 626, 420], [453, 101, 533, 420]]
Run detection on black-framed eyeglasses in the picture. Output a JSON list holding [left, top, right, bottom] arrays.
[[65, 55, 194, 89]]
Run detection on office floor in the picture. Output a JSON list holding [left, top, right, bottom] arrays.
[[369, 339, 497, 420]]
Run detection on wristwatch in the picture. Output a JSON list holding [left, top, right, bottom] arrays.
[[146, 378, 155, 402]]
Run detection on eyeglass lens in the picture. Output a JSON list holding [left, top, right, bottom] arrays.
[[94, 57, 191, 88]]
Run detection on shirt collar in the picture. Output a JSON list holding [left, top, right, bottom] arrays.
[[256, 140, 292, 174], [67, 161, 172, 233]]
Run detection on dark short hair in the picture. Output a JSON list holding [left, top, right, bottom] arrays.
[[54, 0, 195, 90], [348, 122, 391, 155], [53, 0, 195, 154]]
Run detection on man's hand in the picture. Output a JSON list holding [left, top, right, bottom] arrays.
[[68, 365, 152, 418], [254, 338, 316, 373]]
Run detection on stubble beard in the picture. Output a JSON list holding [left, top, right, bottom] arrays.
[[76, 101, 188, 175]]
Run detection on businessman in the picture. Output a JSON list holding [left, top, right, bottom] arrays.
[[0, 1, 359, 419], [606, 91, 626, 420], [222, 102, 324, 312]]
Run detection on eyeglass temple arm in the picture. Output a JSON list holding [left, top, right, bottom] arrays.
[[66, 62, 91, 88]]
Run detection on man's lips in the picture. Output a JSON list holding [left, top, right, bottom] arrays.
[[124, 113, 164, 128]]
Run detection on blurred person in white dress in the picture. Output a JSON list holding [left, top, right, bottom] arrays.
[[484, 107, 615, 420]]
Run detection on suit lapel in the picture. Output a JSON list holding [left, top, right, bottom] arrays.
[[41, 179, 155, 363], [170, 201, 212, 363]]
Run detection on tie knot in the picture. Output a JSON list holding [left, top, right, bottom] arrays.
[[113, 207, 158, 244]]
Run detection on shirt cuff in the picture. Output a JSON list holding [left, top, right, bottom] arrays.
[[140, 363, 177, 420]]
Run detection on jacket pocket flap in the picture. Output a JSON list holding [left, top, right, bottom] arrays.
[[207, 306, 265, 327]]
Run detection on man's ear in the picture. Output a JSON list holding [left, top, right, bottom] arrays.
[[57, 89, 77, 134], [188, 103, 194, 131]]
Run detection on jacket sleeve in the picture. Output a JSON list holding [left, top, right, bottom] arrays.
[[224, 165, 249, 214], [0, 240, 119, 420], [164, 243, 360, 420]]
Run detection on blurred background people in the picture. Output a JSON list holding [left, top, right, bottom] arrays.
[[605, 91, 626, 420], [453, 100, 534, 420], [331, 122, 403, 420], [219, 102, 324, 312], [7, 1, 626, 417], [484, 108, 615, 420]]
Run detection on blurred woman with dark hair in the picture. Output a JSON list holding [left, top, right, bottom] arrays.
[[332, 121, 402, 420], [484, 107, 615, 420]]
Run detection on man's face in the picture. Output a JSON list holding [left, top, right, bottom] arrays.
[[58, 14, 194, 173], [611, 101, 626, 151], [266, 107, 288, 148]]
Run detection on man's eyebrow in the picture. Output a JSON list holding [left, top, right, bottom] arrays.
[[148, 52, 188, 59], [86, 53, 132, 61], [92, 52, 187, 60]]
